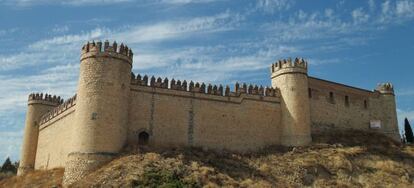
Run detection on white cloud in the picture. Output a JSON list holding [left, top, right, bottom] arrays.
[[368, 0, 375, 11], [159, 0, 221, 5], [379, 0, 414, 23], [3, 0, 132, 6], [352, 8, 370, 23], [256, 0, 294, 13], [0, 130, 23, 161], [396, 0, 414, 17]]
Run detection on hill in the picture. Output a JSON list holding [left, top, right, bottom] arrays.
[[1, 130, 413, 187]]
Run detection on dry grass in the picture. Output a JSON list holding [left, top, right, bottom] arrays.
[[2, 130, 414, 187], [0, 168, 63, 188]]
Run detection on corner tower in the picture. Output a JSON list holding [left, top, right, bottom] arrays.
[[63, 41, 133, 185], [271, 58, 312, 146], [375, 83, 400, 141], [18, 93, 62, 175]]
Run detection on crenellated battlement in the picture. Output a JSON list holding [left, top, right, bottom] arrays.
[[80, 40, 133, 64], [39, 94, 77, 125], [271, 58, 308, 77], [131, 73, 280, 98], [375, 83, 394, 95], [28, 93, 64, 105]]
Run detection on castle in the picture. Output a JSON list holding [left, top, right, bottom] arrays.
[[17, 40, 400, 185]]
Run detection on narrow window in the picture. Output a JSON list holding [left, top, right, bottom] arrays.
[[345, 96, 350, 107], [329, 92, 335, 103], [364, 100, 368, 109], [308, 88, 312, 98]]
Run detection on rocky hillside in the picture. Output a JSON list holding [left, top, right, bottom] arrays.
[[1, 130, 413, 187]]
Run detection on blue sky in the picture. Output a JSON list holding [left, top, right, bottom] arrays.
[[0, 0, 413, 161]]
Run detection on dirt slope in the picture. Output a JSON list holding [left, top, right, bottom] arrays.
[[2, 130, 414, 188]]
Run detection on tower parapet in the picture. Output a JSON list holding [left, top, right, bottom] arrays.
[[271, 57, 311, 146], [28, 93, 63, 105], [81, 40, 133, 65], [271, 58, 308, 77], [375, 83, 394, 95]]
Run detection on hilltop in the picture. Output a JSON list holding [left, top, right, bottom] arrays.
[[1, 130, 413, 187]]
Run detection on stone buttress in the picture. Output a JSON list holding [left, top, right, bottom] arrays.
[[62, 41, 133, 185]]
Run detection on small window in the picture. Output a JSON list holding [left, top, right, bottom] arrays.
[[345, 96, 350, 107], [308, 88, 312, 98], [329, 92, 335, 103], [364, 100, 368, 109]]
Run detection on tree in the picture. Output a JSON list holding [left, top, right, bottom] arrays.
[[405, 118, 414, 143], [1, 157, 15, 173]]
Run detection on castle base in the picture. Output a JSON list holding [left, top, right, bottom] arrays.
[[280, 134, 312, 146], [62, 152, 116, 185]]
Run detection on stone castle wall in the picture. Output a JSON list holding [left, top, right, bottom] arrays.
[[128, 79, 281, 151], [35, 95, 77, 170], [308, 77, 400, 140]]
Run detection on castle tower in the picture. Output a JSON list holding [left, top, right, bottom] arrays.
[[18, 93, 62, 175], [271, 58, 312, 146], [375, 83, 400, 141], [63, 41, 133, 185]]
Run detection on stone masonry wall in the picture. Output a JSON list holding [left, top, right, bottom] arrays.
[[308, 77, 396, 137], [128, 80, 281, 152], [35, 96, 77, 170]]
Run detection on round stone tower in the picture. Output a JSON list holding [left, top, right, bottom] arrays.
[[375, 83, 400, 141], [271, 58, 312, 146], [63, 40, 133, 185], [18, 93, 62, 175]]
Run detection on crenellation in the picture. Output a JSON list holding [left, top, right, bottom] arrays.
[[375, 83, 394, 95], [189, 81, 195, 92], [150, 76, 156, 86], [225, 85, 230, 96], [81, 40, 133, 62], [271, 57, 308, 75], [28, 93, 64, 105], [39, 94, 77, 125], [155, 77, 163, 88], [200, 83, 206, 93], [163, 78, 169, 88], [235, 82, 240, 93], [207, 84, 213, 94], [182, 80, 188, 91]]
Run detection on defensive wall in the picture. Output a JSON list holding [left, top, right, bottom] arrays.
[[17, 40, 400, 185]]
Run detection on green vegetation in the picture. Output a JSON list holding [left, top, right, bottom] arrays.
[[0, 158, 19, 181], [405, 118, 413, 143]]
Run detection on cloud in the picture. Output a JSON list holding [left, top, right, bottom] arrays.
[[159, 0, 221, 5], [0, 130, 23, 161], [379, 0, 414, 23], [255, 0, 294, 13], [352, 8, 370, 23], [2, 0, 132, 6]]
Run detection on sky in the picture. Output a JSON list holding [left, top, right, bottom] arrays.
[[0, 0, 413, 161]]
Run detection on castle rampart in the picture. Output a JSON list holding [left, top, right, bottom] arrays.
[[17, 40, 400, 185]]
